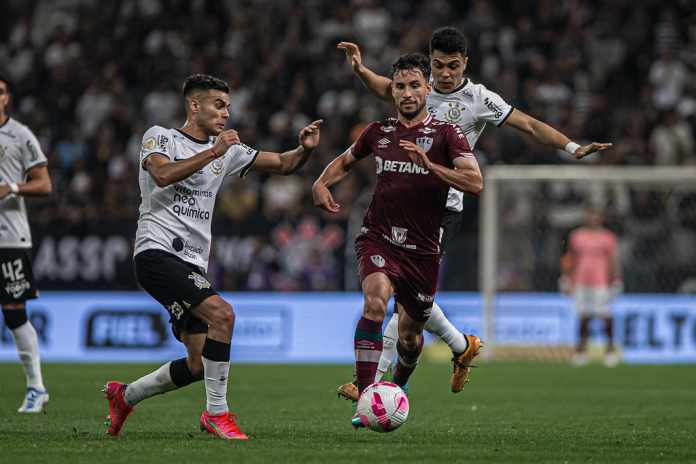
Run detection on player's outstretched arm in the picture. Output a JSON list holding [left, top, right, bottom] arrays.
[[248, 120, 322, 175], [337, 42, 393, 102], [400, 140, 483, 196], [0, 165, 52, 199], [503, 109, 612, 159], [312, 147, 359, 213], [145, 129, 239, 187]]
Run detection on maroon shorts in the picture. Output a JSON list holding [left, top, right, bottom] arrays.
[[355, 234, 440, 322]]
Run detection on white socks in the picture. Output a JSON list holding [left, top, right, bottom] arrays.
[[376, 302, 469, 379], [376, 313, 398, 382], [124, 362, 177, 406], [425, 302, 468, 354], [203, 357, 230, 416], [11, 322, 45, 391]]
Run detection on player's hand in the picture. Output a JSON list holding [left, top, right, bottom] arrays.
[[0, 185, 11, 200], [211, 129, 240, 157], [400, 140, 432, 170], [312, 181, 340, 213], [299, 120, 323, 151], [573, 142, 613, 160], [337, 42, 363, 72]]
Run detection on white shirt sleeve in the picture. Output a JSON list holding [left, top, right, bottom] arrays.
[[20, 127, 48, 171], [475, 84, 514, 127], [140, 126, 174, 168], [224, 143, 259, 178]]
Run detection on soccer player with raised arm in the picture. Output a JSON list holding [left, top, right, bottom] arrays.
[[103, 74, 322, 440], [0, 73, 53, 413], [335, 27, 613, 400], [312, 53, 482, 427]]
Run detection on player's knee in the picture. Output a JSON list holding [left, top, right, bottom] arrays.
[[363, 295, 387, 321], [206, 299, 235, 333]]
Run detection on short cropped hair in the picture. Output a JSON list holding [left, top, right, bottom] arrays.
[[430, 26, 468, 56], [390, 53, 431, 80], [0, 72, 12, 95], [182, 74, 229, 97]]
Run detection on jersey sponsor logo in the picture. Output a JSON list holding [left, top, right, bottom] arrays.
[[157, 135, 169, 152], [370, 254, 385, 268], [239, 143, 256, 156], [172, 185, 213, 221], [415, 136, 433, 152], [143, 137, 156, 151], [417, 292, 434, 304], [188, 271, 211, 290], [391, 226, 408, 245], [483, 97, 504, 119], [210, 158, 224, 175], [375, 156, 430, 175]]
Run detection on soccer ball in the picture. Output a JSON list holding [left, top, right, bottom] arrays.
[[355, 381, 409, 433]]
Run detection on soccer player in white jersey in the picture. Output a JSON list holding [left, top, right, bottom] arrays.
[[103, 74, 322, 440], [336, 27, 612, 400], [0, 73, 53, 413]]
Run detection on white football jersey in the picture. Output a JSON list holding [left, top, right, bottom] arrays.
[[0, 118, 48, 248], [134, 126, 259, 270], [427, 78, 513, 211]]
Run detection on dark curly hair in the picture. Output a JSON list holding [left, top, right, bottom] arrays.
[[182, 74, 229, 97], [430, 26, 468, 56], [390, 53, 431, 80]]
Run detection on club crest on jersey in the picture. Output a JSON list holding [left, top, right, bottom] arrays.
[[143, 137, 156, 150], [445, 101, 464, 123], [370, 255, 385, 268], [415, 136, 433, 152], [188, 272, 211, 290], [210, 158, 224, 175], [391, 226, 408, 244]]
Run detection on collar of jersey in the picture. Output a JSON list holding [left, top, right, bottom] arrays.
[[175, 128, 211, 145], [396, 113, 432, 129], [0, 116, 10, 130], [431, 78, 469, 96]]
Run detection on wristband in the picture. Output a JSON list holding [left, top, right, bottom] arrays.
[[564, 142, 580, 155], [9, 182, 19, 194]]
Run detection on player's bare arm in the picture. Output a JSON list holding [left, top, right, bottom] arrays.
[[0, 165, 52, 199], [312, 147, 360, 213], [249, 120, 323, 175], [337, 42, 393, 102], [400, 140, 483, 195], [504, 109, 612, 160], [144, 129, 239, 187]]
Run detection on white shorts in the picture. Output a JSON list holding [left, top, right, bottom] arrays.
[[573, 286, 611, 317]]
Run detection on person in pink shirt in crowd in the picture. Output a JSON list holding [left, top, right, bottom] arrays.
[[560, 208, 623, 367]]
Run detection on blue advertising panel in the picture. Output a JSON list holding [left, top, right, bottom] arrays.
[[1, 292, 695, 364]]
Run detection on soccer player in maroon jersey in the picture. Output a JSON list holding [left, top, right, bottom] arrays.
[[312, 53, 483, 427]]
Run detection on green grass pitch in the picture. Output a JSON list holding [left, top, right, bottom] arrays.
[[0, 362, 694, 463]]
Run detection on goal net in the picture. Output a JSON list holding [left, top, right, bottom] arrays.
[[479, 165, 696, 361]]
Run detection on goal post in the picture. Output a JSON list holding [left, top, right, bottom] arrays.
[[479, 165, 696, 360]]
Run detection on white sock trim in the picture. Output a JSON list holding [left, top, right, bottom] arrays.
[[11, 322, 45, 390]]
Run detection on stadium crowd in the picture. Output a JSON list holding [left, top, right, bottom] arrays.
[[1, 0, 695, 291]]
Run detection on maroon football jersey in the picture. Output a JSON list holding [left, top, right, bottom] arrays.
[[352, 114, 474, 255]]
